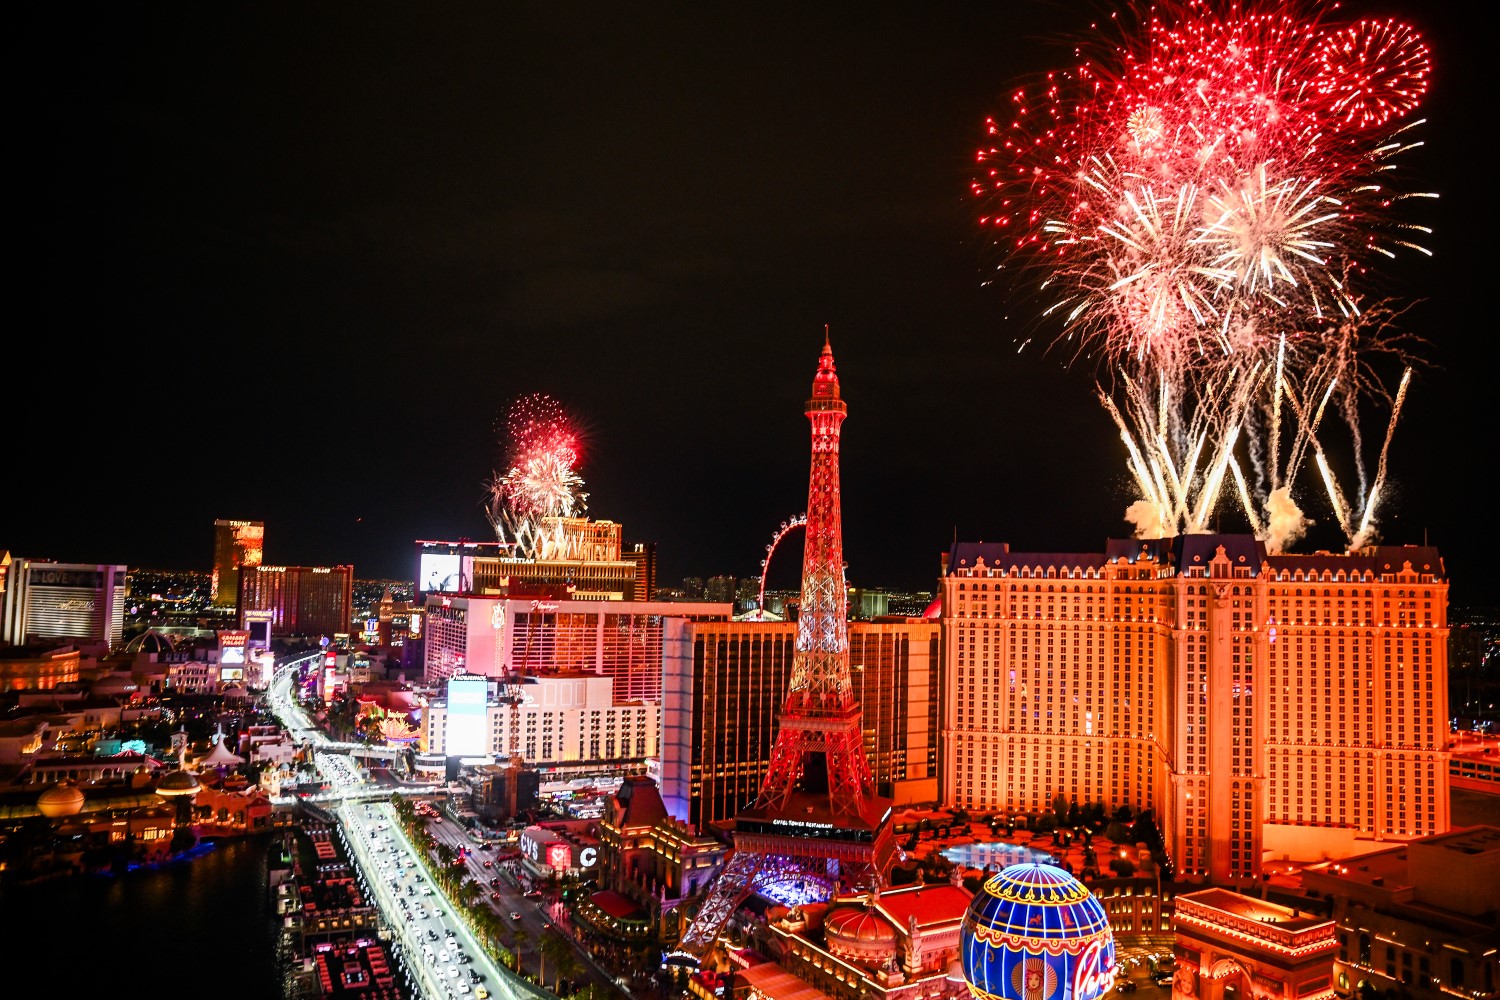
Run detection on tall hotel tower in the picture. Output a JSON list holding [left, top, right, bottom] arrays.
[[238, 564, 353, 639], [212, 519, 264, 608], [660, 617, 939, 834], [941, 536, 1450, 884]]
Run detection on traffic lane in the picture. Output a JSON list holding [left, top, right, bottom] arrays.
[[345, 806, 448, 999], [395, 814, 509, 997], [421, 816, 612, 994], [352, 803, 465, 995]]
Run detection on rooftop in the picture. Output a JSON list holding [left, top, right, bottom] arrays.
[[1178, 888, 1328, 932]]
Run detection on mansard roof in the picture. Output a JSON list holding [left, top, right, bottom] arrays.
[[1264, 544, 1444, 582], [946, 535, 1444, 585]]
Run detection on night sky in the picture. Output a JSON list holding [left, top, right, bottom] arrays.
[[13, 3, 1495, 607]]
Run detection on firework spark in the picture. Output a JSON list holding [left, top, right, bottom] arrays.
[[485, 393, 589, 559], [973, 0, 1433, 550]]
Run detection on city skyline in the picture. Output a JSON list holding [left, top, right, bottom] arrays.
[[13, 3, 1493, 606]]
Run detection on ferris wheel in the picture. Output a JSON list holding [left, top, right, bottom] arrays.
[[755, 514, 807, 619]]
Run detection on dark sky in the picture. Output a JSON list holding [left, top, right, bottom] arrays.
[[12, 3, 1495, 607]]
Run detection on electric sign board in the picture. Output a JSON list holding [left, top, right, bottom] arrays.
[[445, 674, 489, 758]]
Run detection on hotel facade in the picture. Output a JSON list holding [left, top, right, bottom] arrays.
[[422, 672, 660, 779], [421, 593, 730, 694], [660, 617, 940, 833], [0, 556, 128, 648], [940, 534, 1449, 885], [237, 564, 353, 639]]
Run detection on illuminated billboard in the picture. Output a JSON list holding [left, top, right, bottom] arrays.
[[218, 630, 249, 666], [416, 540, 508, 594], [244, 610, 274, 649], [445, 674, 489, 758], [420, 552, 463, 593], [253, 649, 275, 687]]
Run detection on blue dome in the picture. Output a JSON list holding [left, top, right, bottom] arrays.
[[961, 863, 1115, 1000]]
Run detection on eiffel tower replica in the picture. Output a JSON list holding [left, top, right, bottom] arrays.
[[671, 330, 894, 965]]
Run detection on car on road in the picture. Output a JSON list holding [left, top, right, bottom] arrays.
[[509, 911, 522, 921], [522, 889, 542, 899]]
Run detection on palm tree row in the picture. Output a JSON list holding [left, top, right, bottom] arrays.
[[387, 794, 553, 990]]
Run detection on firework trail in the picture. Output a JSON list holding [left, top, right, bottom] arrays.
[[972, 0, 1433, 551], [485, 393, 589, 559]]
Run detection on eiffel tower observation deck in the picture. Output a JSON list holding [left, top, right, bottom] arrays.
[[670, 330, 894, 966]]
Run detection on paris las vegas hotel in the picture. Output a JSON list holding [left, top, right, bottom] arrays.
[[939, 533, 1449, 885]]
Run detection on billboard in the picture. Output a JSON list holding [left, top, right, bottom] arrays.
[[218, 630, 249, 666], [244, 610, 274, 649], [420, 552, 464, 593], [253, 649, 276, 687], [416, 540, 508, 594], [445, 674, 489, 758]]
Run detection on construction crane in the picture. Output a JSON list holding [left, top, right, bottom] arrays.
[[501, 661, 526, 767], [495, 601, 532, 820]]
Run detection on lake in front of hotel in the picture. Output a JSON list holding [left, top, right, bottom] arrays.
[[0, 834, 282, 1000]]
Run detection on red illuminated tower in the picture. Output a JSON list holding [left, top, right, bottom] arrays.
[[672, 330, 894, 964]]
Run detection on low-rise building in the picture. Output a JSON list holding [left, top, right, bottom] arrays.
[[1301, 826, 1500, 1000], [0, 642, 83, 691], [756, 881, 973, 999], [588, 775, 729, 947]]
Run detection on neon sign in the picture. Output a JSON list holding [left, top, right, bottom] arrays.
[[1072, 937, 1116, 1000]]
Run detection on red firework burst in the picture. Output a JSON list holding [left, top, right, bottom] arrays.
[[497, 393, 585, 519], [973, 0, 1433, 375], [503, 393, 579, 470]]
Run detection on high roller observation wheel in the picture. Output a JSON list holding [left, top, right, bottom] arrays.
[[757, 514, 807, 619]]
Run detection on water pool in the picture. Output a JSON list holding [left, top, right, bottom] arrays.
[[940, 840, 1058, 870]]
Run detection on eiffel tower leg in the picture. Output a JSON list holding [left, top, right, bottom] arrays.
[[671, 850, 764, 966]]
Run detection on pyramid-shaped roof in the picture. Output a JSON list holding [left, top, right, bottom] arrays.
[[202, 733, 245, 767]]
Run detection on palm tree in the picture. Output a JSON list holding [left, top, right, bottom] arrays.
[[355, 713, 382, 745], [538, 925, 572, 992], [554, 952, 585, 996], [510, 924, 533, 976], [473, 908, 503, 956]]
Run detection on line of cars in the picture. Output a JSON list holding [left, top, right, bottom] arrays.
[[363, 809, 490, 999]]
